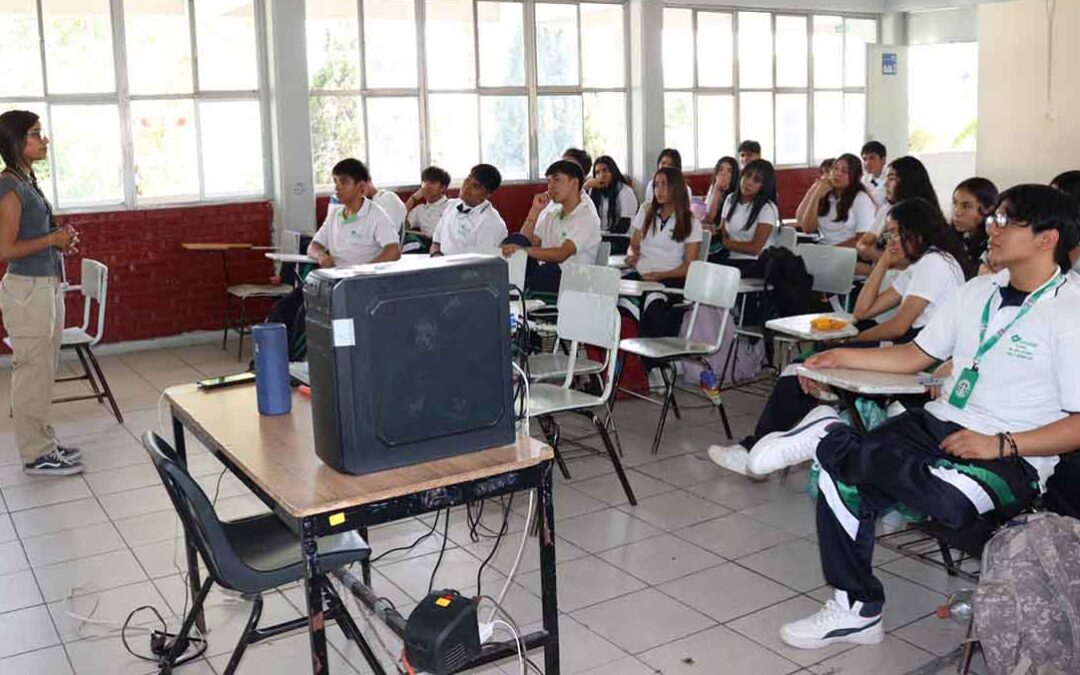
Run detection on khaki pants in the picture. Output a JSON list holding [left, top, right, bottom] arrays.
[[0, 273, 63, 464]]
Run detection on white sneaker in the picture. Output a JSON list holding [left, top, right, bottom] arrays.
[[780, 590, 884, 650], [746, 405, 841, 476], [885, 401, 907, 418], [708, 444, 750, 475]]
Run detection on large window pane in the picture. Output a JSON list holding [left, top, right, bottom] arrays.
[[125, 0, 193, 95], [480, 96, 528, 180], [310, 95, 365, 188], [662, 8, 693, 89], [364, 0, 417, 89], [537, 96, 582, 171], [845, 18, 877, 87], [737, 12, 772, 89], [478, 2, 524, 87], [131, 100, 198, 202], [429, 94, 479, 179], [697, 94, 735, 168], [813, 16, 844, 89], [0, 1, 44, 97], [41, 0, 115, 94], [366, 97, 420, 185], [17, 102, 52, 203], [583, 92, 627, 173], [663, 92, 694, 169], [200, 100, 264, 196], [844, 93, 866, 152], [306, 0, 360, 91], [775, 93, 807, 165], [813, 90, 844, 162], [426, 0, 475, 90], [195, 0, 257, 91], [776, 16, 808, 88], [739, 91, 774, 161], [51, 105, 123, 206], [581, 4, 624, 88], [909, 43, 978, 153], [535, 4, 579, 87], [697, 12, 733, 88]]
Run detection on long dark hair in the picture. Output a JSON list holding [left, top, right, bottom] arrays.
[[643, 167, 692, 242], [0, 110, 39, 177], [890, 197, 976, 280], [953, 176, 998, 261], [590, 155, 632, 232], [724, 159, 777, 232], [709, 156, 740, 225], [656, 148, 682, 169], [1051, 170, 1080, 209], [889, 156, 940, 213], [818, 153, 867, 222]]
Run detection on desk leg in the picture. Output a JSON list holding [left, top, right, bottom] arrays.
[[172, 416, 207, 635], [358, 526, 372, 587], [538, 463, 560, 674], [301, 516, 331, 674]]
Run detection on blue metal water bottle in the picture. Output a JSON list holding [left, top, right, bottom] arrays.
[[253, 323, 291, 416]]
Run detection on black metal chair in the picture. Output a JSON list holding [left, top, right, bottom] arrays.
[[141, 432, 381, 674]]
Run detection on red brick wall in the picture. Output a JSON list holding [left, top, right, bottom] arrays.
[[683, 167, 820, 219]]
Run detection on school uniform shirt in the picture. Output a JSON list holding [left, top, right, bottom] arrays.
[[816, 191, 877, 245], [644, 180, 693, 205], [406, 196, 449, 236], [915, 270, 1080, 488], [630, 211, 704, 276], [534, 198, 602, 267], [312, 200, 400, 268], [539, 189, 598, 221], [720, 194, 779, 260], [372, 189, 407, 231], [594, 183, 638, 231], [863, 172, 887, 209], [887, 249, 965, 329], [870, 203, 892, 236], [431, 199, 508, 256]]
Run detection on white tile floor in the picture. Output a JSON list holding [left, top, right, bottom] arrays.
[[0, 342, 985, 674]]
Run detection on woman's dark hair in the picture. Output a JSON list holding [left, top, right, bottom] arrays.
[[708, 156, 740, 225], [889, 156, 941, 213], [562, 147, 593, 176], [590, 155, 632, 232], [890, 197, 977, 280], [952, 177, 998, 260], [819, 158, 835, 175], [643, 166, 693, 243], [656, 148, 682, 169], [1051, 170, 1080, 208], [724, 159, 776, 233], [0, 110, 40, 174], [997, 184, 1080, 273], [818, 153, 868, 223]]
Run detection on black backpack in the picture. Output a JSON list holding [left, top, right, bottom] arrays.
[[759, 247, 830, 318]]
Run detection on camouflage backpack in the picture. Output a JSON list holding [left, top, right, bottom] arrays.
[[973, 512, 1080, 675]]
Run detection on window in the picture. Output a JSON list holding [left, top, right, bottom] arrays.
[[0, 0, 268, 209], [908, 43, 978, 154], [307, 1, 629, 190], [662, 8, 877, 170]]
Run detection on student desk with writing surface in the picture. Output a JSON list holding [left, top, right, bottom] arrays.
[[164, 382, 559, 674]]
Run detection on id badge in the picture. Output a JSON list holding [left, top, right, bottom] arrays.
[[947, 367, 980, 410]]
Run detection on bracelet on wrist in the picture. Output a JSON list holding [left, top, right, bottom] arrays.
[[997, 433, 1005, 459]]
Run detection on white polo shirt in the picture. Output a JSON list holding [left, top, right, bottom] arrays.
[[630, 210, 704, 275], [721, 194, 779, 259], [372, 189, 407, 231], [816, 191, 877, 245], [406, 196, 449, 236], [869, 203, 892, 236], [432, 199, 508, 256], [534, 198, 601, 267], [889, 249, 965, 329], [863, 172, 887, 209], [916, 270, 1080, 487], [594, 183, 638, 231], [312, 200, 400, 268]]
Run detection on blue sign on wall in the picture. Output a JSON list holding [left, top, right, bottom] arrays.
[[882, 52, 898, 75]]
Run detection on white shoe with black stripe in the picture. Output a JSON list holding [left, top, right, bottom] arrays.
[[746, 405, 841, 476], [23, 449, 84, 476], [780, 590, 884, 650]]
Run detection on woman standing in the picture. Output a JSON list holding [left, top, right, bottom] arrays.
[[0, 110, 81, 475]]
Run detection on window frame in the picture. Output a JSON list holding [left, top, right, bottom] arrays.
[[662, 4, 879, 171]]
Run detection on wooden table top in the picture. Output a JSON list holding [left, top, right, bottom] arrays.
[[165, 383, 553, 518], [181, 243, 256, 251]]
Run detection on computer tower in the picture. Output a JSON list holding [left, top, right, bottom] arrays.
[[304, 254, 514, 475]]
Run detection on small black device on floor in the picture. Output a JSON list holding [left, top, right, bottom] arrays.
[[404, 590, 481, 674]]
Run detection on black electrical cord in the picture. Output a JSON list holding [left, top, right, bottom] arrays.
[[369, 512, 441, 564], [426, 508, 450, 595], [475, 494, 513, 597]]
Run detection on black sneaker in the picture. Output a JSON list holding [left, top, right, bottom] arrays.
[[23, 450, 84, 476], [57, 445, 83, 462]]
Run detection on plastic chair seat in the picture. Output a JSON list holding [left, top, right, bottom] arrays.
[[619, 336, 714, 361], [61, 327, 94, 347], [527, 353, 604, 381], [527, 382, 605, 417], [227, 283, 293, 299]]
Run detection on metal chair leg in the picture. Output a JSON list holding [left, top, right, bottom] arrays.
[[592, 412, 636, 505], [164, 577, 213, 669], [222, 593, 263, 675], [715, 398, 733, 440], [650, 373, 677, 455], [84, 345, 123, 423], [603, 402, 624, 457], [73, 345, 102, 398], [663, 364, 682, 420], [324, 581, 388, 675], [236, 298, 247, 361], [222, 294, 231, 350]]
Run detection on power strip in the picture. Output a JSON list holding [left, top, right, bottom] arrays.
[[149, 629, 206, 663]]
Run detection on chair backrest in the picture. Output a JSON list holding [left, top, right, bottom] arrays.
[[594, 241, 611, 267], [555, 265, 621, 394], [681, 261, 741, 353], [506, 249, 527, 295], [776, 226, 798, 252], [698, 230, 711, 261], [797, 243, 857, 296], [79, 259, 109, 344]]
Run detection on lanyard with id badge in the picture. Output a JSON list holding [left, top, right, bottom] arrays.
[[948, 272, 1064, 409]]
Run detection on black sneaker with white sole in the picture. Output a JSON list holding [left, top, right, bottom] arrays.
[[23, 450, 85, 476], [57, 445, 82, 462]]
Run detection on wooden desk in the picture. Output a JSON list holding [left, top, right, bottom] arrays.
[[166, 383, 559, 674], [181, 242, 255, 251]]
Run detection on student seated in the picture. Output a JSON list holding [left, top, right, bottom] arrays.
[[587, 155, 637, 235], [501, 160, 600, 294], [737, 140, 762, 168], [403, 165, 451, 252], [365, 179, 407, 234], [621, 166, 703, 339], [709, 198, 974, 477], [762, 185, 1080, 651], [950, 177, 998, 266], [430, 164, 506, 257], [860, 141, 888, 208], [704, 157, 740, 229], [795, 153, 876, 248], [855, 156, 941, 265], [644, 148, 692, 203], [519, 148, 598, 236], [712, 159, 779, 271], [1050, 170, 1080, 272]]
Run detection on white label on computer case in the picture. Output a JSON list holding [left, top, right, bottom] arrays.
[[332, 318, 355, 347]]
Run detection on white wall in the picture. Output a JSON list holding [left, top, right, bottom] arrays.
[[976, 0, 1080, 187]]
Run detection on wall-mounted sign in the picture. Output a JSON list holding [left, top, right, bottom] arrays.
[[882, 52, 898, 76]]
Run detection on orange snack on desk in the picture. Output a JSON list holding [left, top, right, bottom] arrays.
[[810, 316, 849, 332]]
